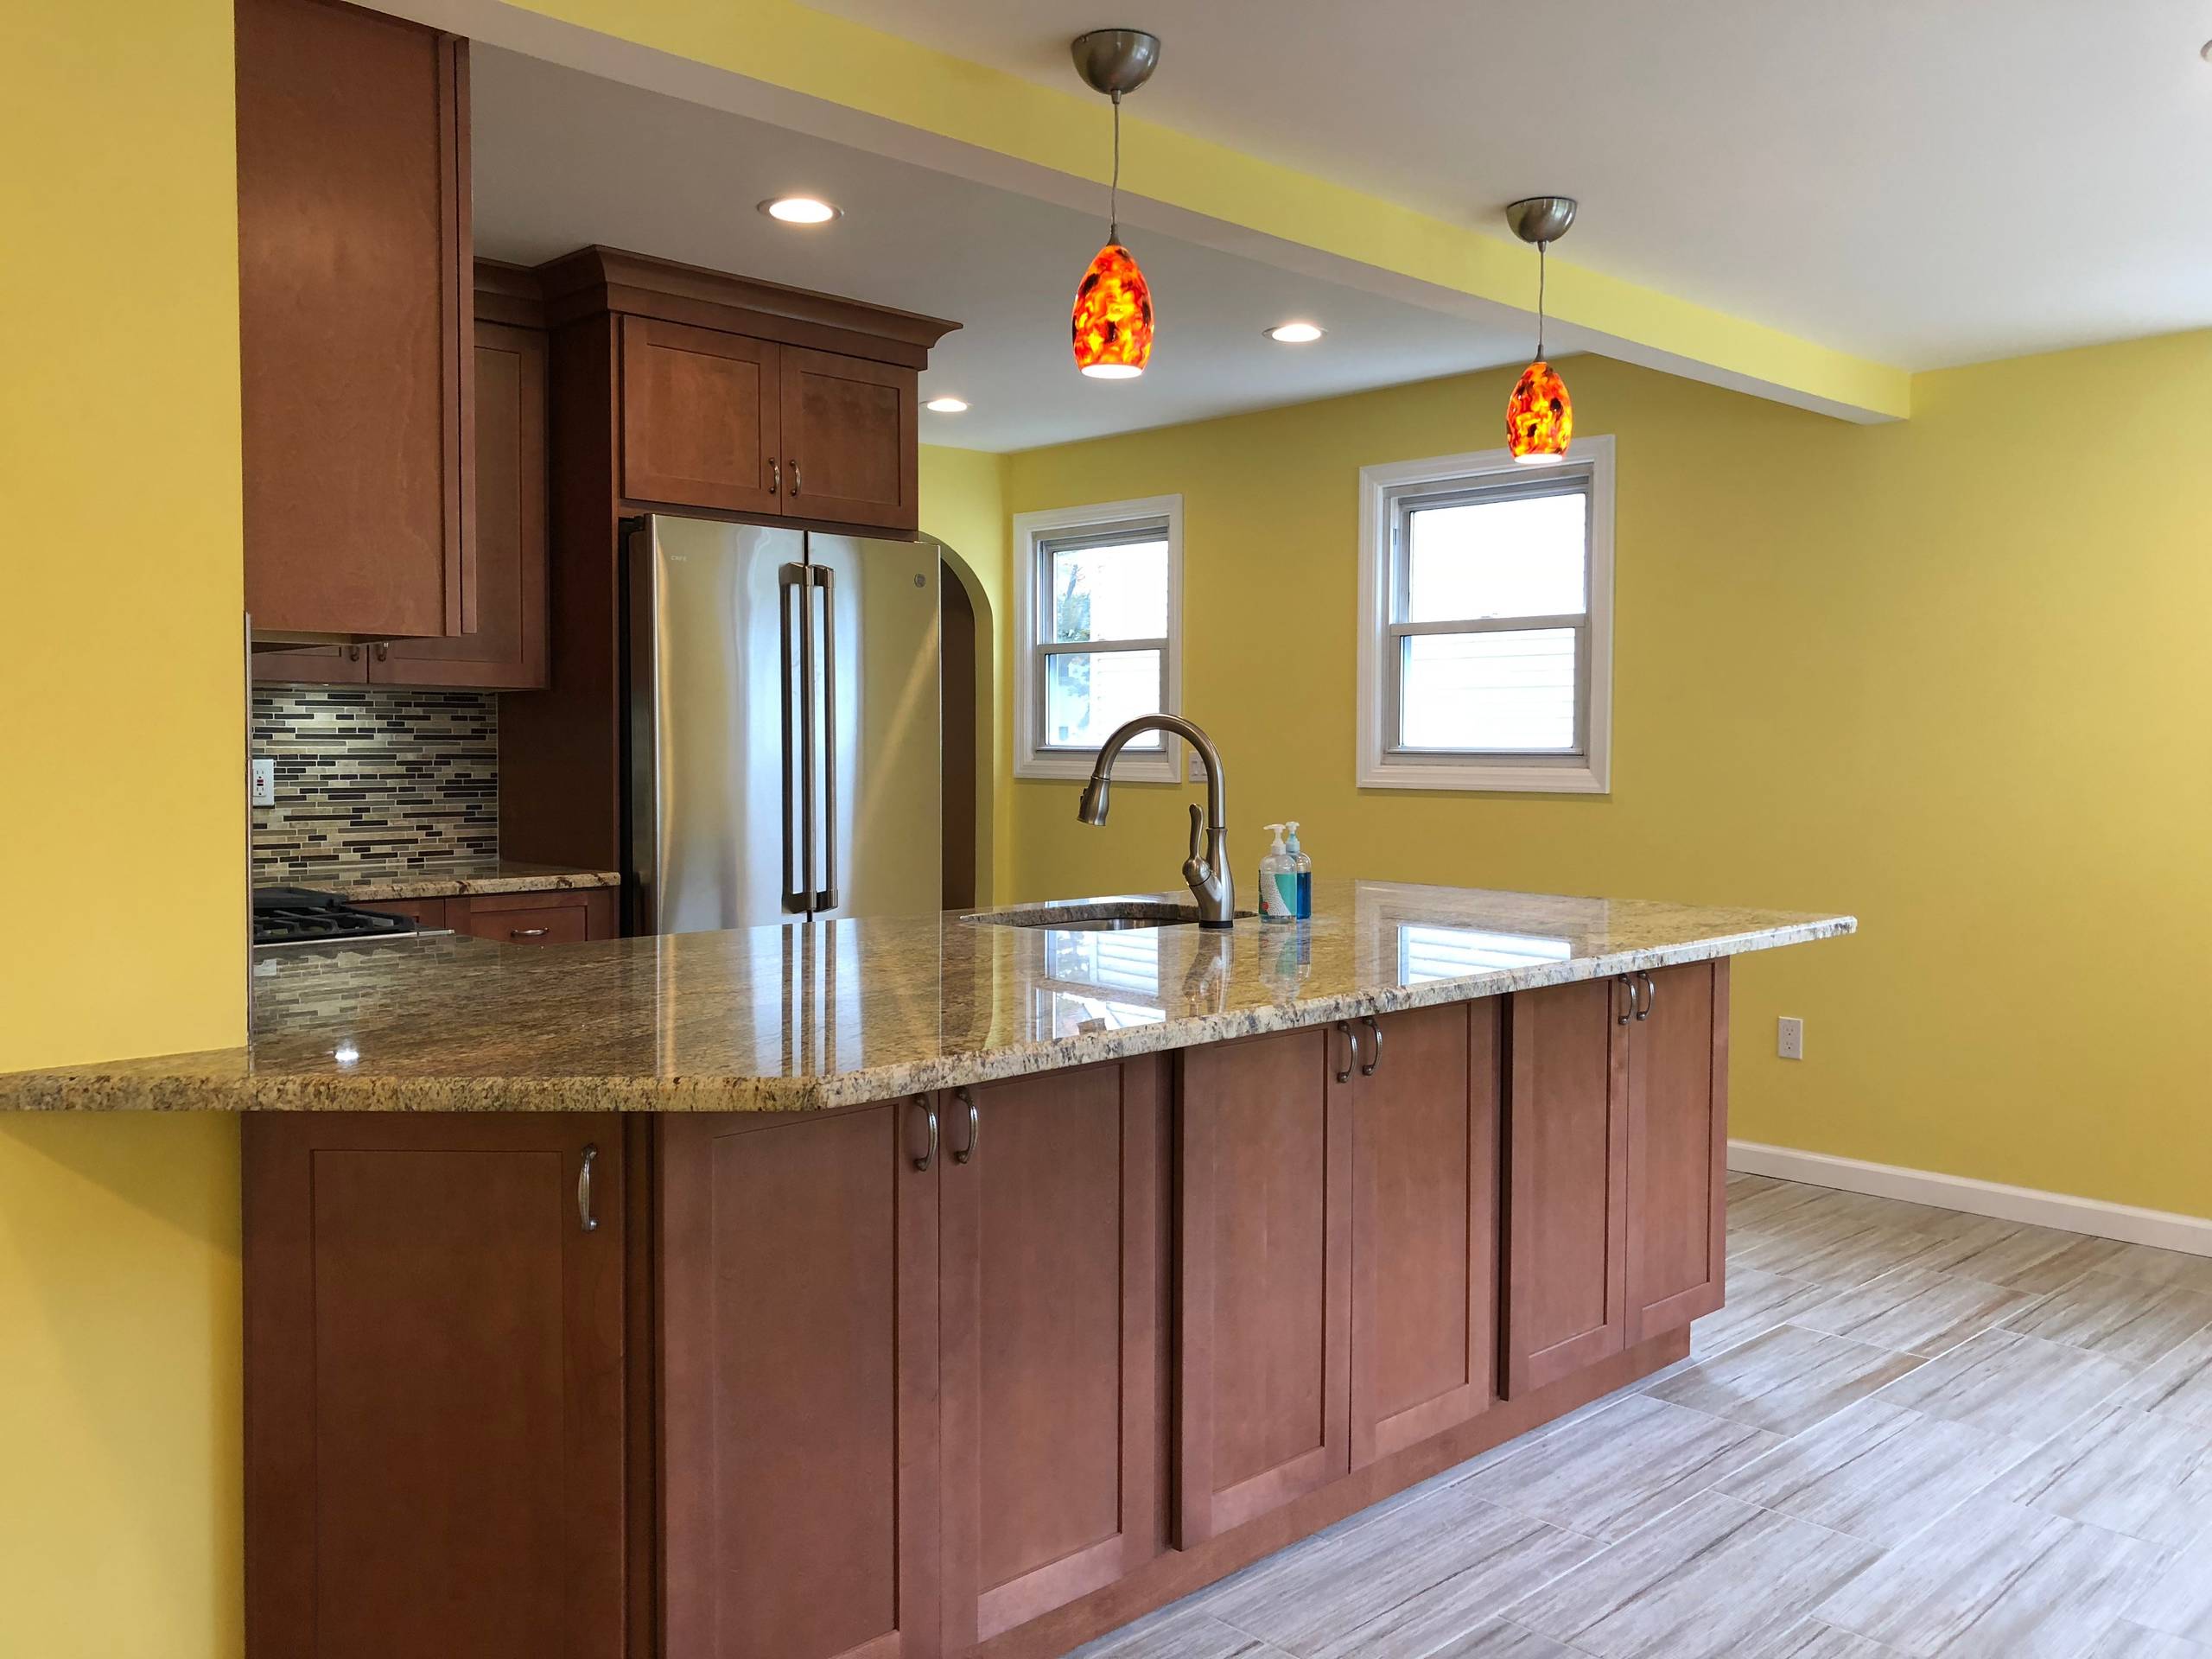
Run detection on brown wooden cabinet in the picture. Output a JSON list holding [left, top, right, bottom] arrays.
[[1502, 965, 1732, 1395], [243, 1114, 625, 1659], [1502, 976, 1631, 1396], [1350, 1000, 1501, 1467], [237, 0, 472, 644], [779, 345, 919, 529], [1176, 1025, 1355, 1544], [1625, 962, 1731, 1344], [658, 1103, 943, 1659], [446, 887, 616, 945], [256, 282, 550, 690], [619, 316, 784, 514], [377, 319, 550, 688], [938, 1062, 1167, 1649]]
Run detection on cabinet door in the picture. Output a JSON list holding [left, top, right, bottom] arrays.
[[1503, 977, 1631, 1396], [1626, 962, 1729, 1344], [237, 0, 471, 640], [620, 316, 782, 513], [1178, 1025, 1354, 1544], [939, 1061, 1166, 1648], [659, 1104, 942, 1659], [243, 1114, 624, 1659], [378, 321, 550, 688], [1351, 1001, 1499, 1466], [252, 644, 368, 685], [780, 346, 918, 531]]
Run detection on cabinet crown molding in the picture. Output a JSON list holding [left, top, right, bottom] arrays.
[[534, 245, 962, 368]]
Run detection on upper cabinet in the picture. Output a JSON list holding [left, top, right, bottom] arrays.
[[254, 266, 550, 690], [236, 0, 472, 644], [543, 247, 956, 536]]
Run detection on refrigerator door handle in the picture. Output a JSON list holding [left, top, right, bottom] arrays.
[[811, 563, 841, 911], [779, 563, 810, 912]]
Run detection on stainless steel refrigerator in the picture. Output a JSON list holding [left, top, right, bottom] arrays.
[[625, 515, 940, 933]]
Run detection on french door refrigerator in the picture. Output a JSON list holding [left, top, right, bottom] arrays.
[[625, 514, 941, 934]]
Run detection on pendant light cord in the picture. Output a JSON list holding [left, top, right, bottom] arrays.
[[1536, 240, 1548, 360], [1109, 90, 1122, 244]]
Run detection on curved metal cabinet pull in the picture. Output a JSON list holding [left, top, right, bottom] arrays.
[[577, 1144, 599, 1234], [511, 926, 550, 939], [1617, 976, 1636, 1026], [789, 459, 803, 497], [1361, 1015, 1383, 1077], [1636, 971, 1656, 1021], [768, 456, 780, 495], [953, 1088, 981, 1164], [1335, 1020, 1363, 1084], [912, 1096, 939, 1173]]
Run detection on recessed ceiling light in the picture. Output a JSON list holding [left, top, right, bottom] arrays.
[[760, 195, 841, 225], [1266, 321, 1325, 344], [925, 396, 969, 414], [2202, 37, 2212, 60]]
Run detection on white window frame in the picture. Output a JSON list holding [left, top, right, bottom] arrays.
[[1013, 493, 1184, 782], [1356, 437, 1614, 794]]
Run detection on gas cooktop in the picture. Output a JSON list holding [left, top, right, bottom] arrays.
[[251, 887, 416, 949]]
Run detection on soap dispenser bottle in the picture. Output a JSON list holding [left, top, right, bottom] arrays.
[[1258, 823, 1297, 922], [1284, 821, 1313, 919]]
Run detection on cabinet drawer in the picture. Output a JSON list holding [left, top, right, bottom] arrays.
[[353, 897, 447, 929], [454, 900, 589, 945], [449, 889, 614, 945]]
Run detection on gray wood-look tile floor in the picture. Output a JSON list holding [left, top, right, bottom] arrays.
[[1066, 1174, 2212, 1659]]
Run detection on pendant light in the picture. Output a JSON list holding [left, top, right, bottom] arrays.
[[1503, 195, 1578, 464], [1070, 29, 1160, 379]]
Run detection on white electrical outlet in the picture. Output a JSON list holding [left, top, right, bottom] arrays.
[[1777, 1016, 1804, 1061], [250, 757, 276, 808]]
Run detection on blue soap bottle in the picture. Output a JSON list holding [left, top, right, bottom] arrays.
[[1284, 821, 1313, 919]]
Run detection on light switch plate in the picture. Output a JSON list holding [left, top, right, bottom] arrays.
[[250, 757, 276, 807], [1777, 1016, 1804, 1061]]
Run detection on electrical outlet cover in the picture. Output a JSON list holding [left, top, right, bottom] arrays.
[[250, 757, 276, 808], [1777, 1016, 1804, 1061]]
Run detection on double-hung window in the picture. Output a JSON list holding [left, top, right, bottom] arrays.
[[1014, 494, 1183, 780], [1357, 437, 1614, 792]]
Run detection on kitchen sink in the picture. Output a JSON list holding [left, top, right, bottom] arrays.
[[963, 900, 1257, 931]]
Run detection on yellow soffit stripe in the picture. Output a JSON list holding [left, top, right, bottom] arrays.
[[502, 0, 1912, 422]]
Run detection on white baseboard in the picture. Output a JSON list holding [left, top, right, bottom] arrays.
[[1728, 1140, 2212, 1259]]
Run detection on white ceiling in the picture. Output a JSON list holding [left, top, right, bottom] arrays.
[[802, 0, 2212, 370], [472, 48, 1539, 452]]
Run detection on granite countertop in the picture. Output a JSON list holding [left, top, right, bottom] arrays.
[[263, 859, 622, 902], [2, 880, 1854, 1113]]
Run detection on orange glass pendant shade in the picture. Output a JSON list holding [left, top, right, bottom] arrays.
[[1506, 359, 1573, 463], [1072, 241, 1154, 378]]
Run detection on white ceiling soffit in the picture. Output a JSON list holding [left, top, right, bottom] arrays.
[[800, 0, 2212, 373], [470, 47, 1540, 451], [376, 0, 1892, 426]]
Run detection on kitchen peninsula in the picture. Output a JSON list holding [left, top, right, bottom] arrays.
[[3, 880, 1851, 1659]]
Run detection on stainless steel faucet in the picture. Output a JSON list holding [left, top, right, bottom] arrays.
[[1075, 715, 1235, 928]]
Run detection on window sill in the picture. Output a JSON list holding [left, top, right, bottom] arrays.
[[1356, 755, 1610, 795], [1018, 747, 1180, 784]]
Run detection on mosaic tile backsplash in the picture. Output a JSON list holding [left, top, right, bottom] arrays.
[[251, 686, 498, 884]]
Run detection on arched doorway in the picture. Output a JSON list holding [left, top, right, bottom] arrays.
[[933, 541, 995, 910]]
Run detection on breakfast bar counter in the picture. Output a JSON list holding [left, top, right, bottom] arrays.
[[2, 879, 1850, 1112]]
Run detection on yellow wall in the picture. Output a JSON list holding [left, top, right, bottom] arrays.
[[0, 4, 247, 1654], [1, 0, 247, 1070], [1003, 336, 2212, 1219], [918, 445, 1014, 904]]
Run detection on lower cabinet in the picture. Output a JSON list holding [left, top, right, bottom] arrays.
[[658, 1100, 943, 1659], [241, 977, 1728, 1658], [656, 1057, 1169, 1659], [939, 1062, 1167, 1647], [242, 1114, 626, 1659], [1625, 961, 1731, 1342], [1176, 1024, 1354, 1545], [1351, 1000, 1501, 1466], [1502, 962, 1730, 1395]]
